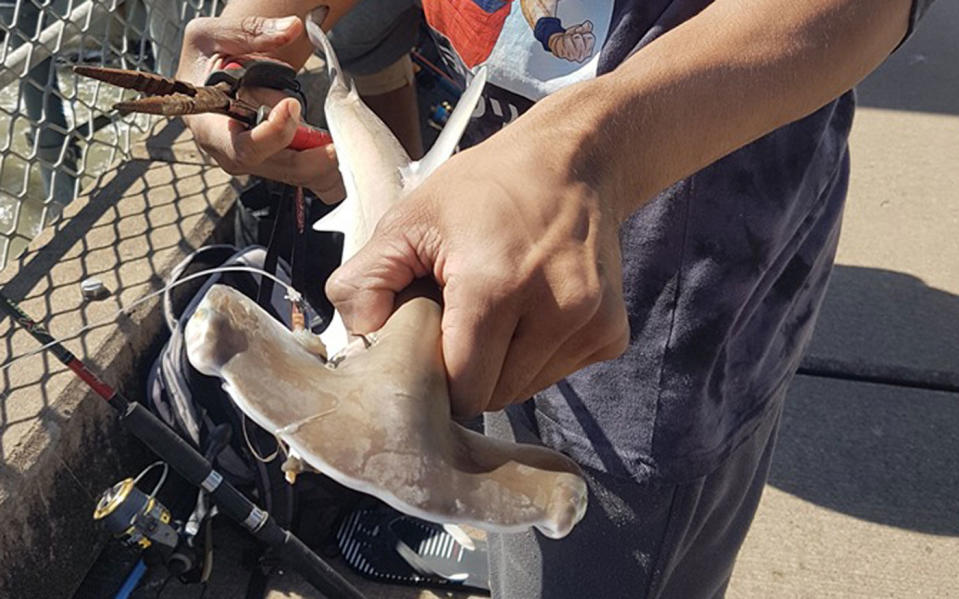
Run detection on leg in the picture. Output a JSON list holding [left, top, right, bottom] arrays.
[[328, 0, 424, 157], [649, 403, 782, 598], [352, 56, 423, 158], [485, 399, 783, 598]]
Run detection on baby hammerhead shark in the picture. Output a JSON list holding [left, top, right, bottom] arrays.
[[183, 9, 588, 539]]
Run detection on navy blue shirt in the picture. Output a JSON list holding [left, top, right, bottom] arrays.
[[425, 0, 934, 483]]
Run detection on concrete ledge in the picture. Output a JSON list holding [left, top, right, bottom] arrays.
[[0, 120, 238, 598]]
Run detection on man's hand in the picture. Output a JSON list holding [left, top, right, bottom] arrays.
[[176, 15, 345, 201], [326, 122, 630, 418], [327, 0, 911, 419]]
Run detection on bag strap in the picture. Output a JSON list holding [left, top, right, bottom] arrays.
[[162, 245, 238, 333], [256, 183, 294, 308], [257, 183, 311, 328]]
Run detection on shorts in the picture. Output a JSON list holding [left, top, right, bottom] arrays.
[[329, 0, 421, 76], [483, 395, 784, 598]]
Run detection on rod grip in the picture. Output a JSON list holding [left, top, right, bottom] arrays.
[[119, 404, 366, 598]]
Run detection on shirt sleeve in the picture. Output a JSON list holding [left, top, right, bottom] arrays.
[[898, 0, 936, 48]]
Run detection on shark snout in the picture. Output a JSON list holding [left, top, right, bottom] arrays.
[[184, 286, 251, 376]]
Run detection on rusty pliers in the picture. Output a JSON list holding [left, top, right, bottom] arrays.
[[74, 58, 333, 151]]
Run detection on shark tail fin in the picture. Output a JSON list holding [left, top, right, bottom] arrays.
[[306, 8, 344, 84], [401, 67, 487, 187]]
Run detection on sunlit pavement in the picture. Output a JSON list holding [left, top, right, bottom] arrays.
[[728, 3, 959, 597]]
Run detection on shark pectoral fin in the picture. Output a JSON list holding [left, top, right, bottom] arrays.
[[312, 200, 349, 233], [402, 67, 488, 187]]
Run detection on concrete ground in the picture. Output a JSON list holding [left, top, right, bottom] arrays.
[[728, 2, 959, 597]]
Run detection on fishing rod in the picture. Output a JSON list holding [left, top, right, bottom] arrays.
[[0, 289, 366, 599]]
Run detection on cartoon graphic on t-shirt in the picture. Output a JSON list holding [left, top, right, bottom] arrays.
[[423, 0, 597, 69], [425, 1, 614, 134]]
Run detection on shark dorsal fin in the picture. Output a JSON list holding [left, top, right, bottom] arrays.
[[401, 67, 487, 188]]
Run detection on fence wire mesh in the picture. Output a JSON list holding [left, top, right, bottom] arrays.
[[0, 0, 221, 267]]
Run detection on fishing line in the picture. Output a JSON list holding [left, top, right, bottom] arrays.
[[133, 460, 170, 500], [0, 265, 304, 374], [241, 413, 280, 464]]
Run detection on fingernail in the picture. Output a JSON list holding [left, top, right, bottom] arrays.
[[284, 100, 301, 125], [264, 16, 299, 35], [268, 99, 294, 122], [324, 144, 337, 163]]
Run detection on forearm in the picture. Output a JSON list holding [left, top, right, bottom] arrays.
[[522, 0, 913, 221]]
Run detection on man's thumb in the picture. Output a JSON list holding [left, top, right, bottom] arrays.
[[186, 15, 303, 56]]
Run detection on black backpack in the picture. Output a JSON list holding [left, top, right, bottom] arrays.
[[145, 244, 366, 583]]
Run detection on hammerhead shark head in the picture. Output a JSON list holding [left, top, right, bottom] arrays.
[[183, 9, 588, 539]]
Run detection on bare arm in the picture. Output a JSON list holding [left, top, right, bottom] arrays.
[[528, 0, 914, 220], [329, 0, 918, 415]]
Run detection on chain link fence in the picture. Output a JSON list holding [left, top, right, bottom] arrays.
[[0, 0, 221, 267]]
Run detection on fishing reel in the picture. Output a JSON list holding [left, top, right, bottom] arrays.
[[428, 100, 453, 130], [93, 462, 199, 576]]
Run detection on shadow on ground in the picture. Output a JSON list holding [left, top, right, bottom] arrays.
[[771, 264, 959, 536], [854, 0, 959, 116], [804, 265, 959, 377]]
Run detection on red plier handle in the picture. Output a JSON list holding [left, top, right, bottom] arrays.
[[288, 126, 332, 151]]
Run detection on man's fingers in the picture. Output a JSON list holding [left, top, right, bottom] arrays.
[[231, 98, 300, 168], [189, 99, 342, 196], [516, 335, 627, 405], [487, 312, 572, 411], [306, 145, 346, 202], [488, 268, 627, 411], [326, 221, 432, 334], [184, 15, 302, 57], [442, 277, 519, 418], [257, 145, 344, 200], [517, 293, 629, 401], [326, 275, 396, 336]]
